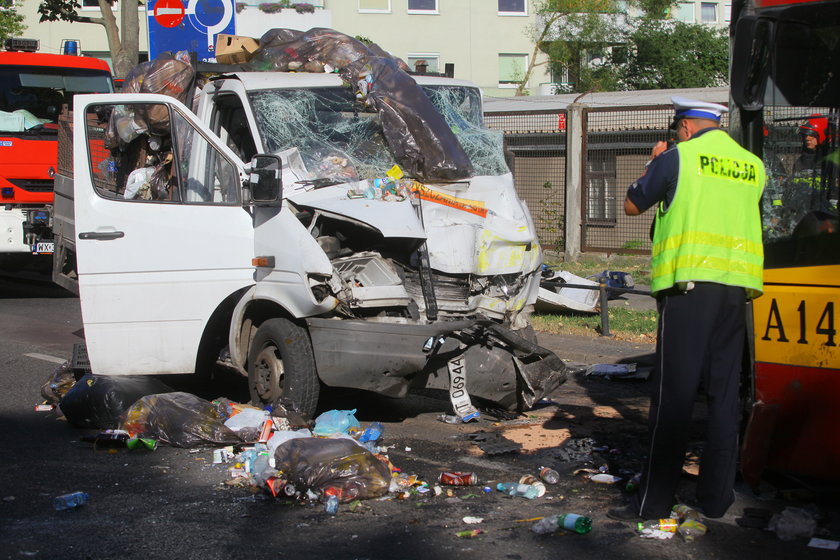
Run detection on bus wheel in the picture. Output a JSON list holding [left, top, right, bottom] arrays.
[[247, 318, 319, 418]]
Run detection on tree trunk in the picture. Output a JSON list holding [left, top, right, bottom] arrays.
[[118, 0, 140, 77], [516, 13, 560, 96]]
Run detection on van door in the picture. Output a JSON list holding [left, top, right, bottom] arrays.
[[72, 93, 255, 375]]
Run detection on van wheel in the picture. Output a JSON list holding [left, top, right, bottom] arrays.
[[247, 318, 319, 418]]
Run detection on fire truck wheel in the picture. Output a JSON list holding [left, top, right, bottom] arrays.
[[247, 318, 319, 418]]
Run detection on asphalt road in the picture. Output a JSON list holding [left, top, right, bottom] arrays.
[[0, 273, 837, 560]]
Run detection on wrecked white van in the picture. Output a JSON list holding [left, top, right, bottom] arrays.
[[53, 66, 566, 416]]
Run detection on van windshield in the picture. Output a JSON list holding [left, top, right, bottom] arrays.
[[248, 85, 507, 183]]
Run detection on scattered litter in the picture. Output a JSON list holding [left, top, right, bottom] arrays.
[[439, 472, 478, 486], [312, 409, 361, 437], [585, 364, 636, 377], [808, 538, 840, 550], [455, 529, 482, 538], [589, 474, 622, 484], [53, 491, 89, 511], [497, 482, 542, 499], [555, 437, 598, 462], [532, 513, 592, 534], [769, 506, 818, 541], [463, 516, 483, 524], [539, 467, 560, 485]]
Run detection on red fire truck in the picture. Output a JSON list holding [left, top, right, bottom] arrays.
[[0, 38, 112, 271]]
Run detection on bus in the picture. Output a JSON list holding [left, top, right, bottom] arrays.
[[730, 0, 840, 484], [0, 38, 112, 271]]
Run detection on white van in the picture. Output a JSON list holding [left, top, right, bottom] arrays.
[[53, 70, 566, 416]]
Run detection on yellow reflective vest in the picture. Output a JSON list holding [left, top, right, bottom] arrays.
[[650, 129, 765, 297]]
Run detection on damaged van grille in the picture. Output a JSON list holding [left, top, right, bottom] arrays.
[[402, 270, 470, 308]]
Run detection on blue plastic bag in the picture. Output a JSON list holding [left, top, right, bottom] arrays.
[[313, 409, 361, 436]]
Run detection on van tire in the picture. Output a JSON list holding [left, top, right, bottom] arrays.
[[247, 318, 319, 418]]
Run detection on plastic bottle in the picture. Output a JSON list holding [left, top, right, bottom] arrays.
[[637, 519, 679, 533], [539, 467, 560, 485], [324, 494, 339, 515], [532, 513, 593, 535], [53, 491, 89, 511], [496, 482, 541, 499], [672, 504, 701, 521], [359, 421, 383, 443], [677, 518, 708, 542]]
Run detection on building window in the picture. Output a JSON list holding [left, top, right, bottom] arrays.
[[498, 0, 526, 15], [701, 2, 717, 22], [586, 153, 617, 224], [499, 53, 527, 87], [674, 2, 694, 22], [358, 0, 390, 12], [724, 2, 732, 22], [408, 0, 437, 13], [407, 54, 440, 74]]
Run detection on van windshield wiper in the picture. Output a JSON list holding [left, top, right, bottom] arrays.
[[296, 178, 344, 189]]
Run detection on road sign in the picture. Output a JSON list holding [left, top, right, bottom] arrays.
[[153, 0, 185, 28], [147, 0, 235, 62]]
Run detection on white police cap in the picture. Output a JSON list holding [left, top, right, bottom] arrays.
[[671, 96, 728, 122]]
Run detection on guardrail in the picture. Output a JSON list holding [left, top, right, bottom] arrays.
[[539, 278, 653, 337]]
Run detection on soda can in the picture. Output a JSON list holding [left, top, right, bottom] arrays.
[[438, 471, 478, 486]]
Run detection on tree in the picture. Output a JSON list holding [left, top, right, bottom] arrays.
[[619, 19, 728, 90], [0, 1, 27, 42], [37, 0, 140, 77], [517, 0, 631, 95]]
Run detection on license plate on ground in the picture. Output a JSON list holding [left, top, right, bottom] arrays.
[[31, 242, 54, 254]]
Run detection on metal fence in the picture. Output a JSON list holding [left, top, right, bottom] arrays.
[[485, 110, 568, 252], [486, 100, 729, 256]]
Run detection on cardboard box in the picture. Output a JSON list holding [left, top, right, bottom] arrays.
[[214, 34, 259, 64]]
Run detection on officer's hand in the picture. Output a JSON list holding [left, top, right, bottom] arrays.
[[650, 141, 669, 160]]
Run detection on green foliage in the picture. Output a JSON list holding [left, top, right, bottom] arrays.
[[37, 0, 85, 23], [0, 3, 26, 40], [529, 0, 727, 93], [620, 20, 728, 89]]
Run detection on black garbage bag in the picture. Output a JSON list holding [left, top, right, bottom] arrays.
[[341, 56, 474, 182], [59, 373, 174, 429], [119, 392, 243, 448], [274, 437, 391, 502]]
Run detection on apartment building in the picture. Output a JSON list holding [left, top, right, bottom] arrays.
[[13, 0, 552, 96]]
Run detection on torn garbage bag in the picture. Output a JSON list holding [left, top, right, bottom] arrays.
[[59, 373, 174, 429], [41, 361, 76, 404], [340, 56, 474, 183], [273, 437, 390, 502], [119, 392, 243, 448]]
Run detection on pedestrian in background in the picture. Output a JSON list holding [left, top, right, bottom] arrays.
[[609, 97, 765, 522]]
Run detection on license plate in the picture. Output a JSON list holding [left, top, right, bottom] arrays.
[[31, 242, 54, 255]]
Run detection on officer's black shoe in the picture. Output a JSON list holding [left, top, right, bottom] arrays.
[[607, 506, 646, 522]]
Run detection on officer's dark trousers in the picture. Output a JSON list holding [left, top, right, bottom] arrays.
[[630, 282, 747, 519]]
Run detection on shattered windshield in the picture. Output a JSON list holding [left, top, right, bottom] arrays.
[[248, 85, 507, 183]]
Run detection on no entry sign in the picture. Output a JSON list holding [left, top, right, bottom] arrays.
[[153, 0, 185, 28]]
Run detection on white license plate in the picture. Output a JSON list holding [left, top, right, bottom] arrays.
[[31, 242, 54, 255]]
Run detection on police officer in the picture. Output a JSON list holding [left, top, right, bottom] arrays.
[[609, 97, 765, 521]]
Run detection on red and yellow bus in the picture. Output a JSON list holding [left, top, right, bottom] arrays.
[[730, 0, 840, 483]]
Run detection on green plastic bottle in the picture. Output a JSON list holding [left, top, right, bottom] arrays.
[[532, 513, 593, 534]]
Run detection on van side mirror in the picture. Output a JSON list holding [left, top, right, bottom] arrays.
[[247, 154, 283, 206]]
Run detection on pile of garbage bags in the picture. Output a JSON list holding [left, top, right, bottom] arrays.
[[42, 366, 394, 506]]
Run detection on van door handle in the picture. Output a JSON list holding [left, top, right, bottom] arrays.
[[79, 231, 125, 240]]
